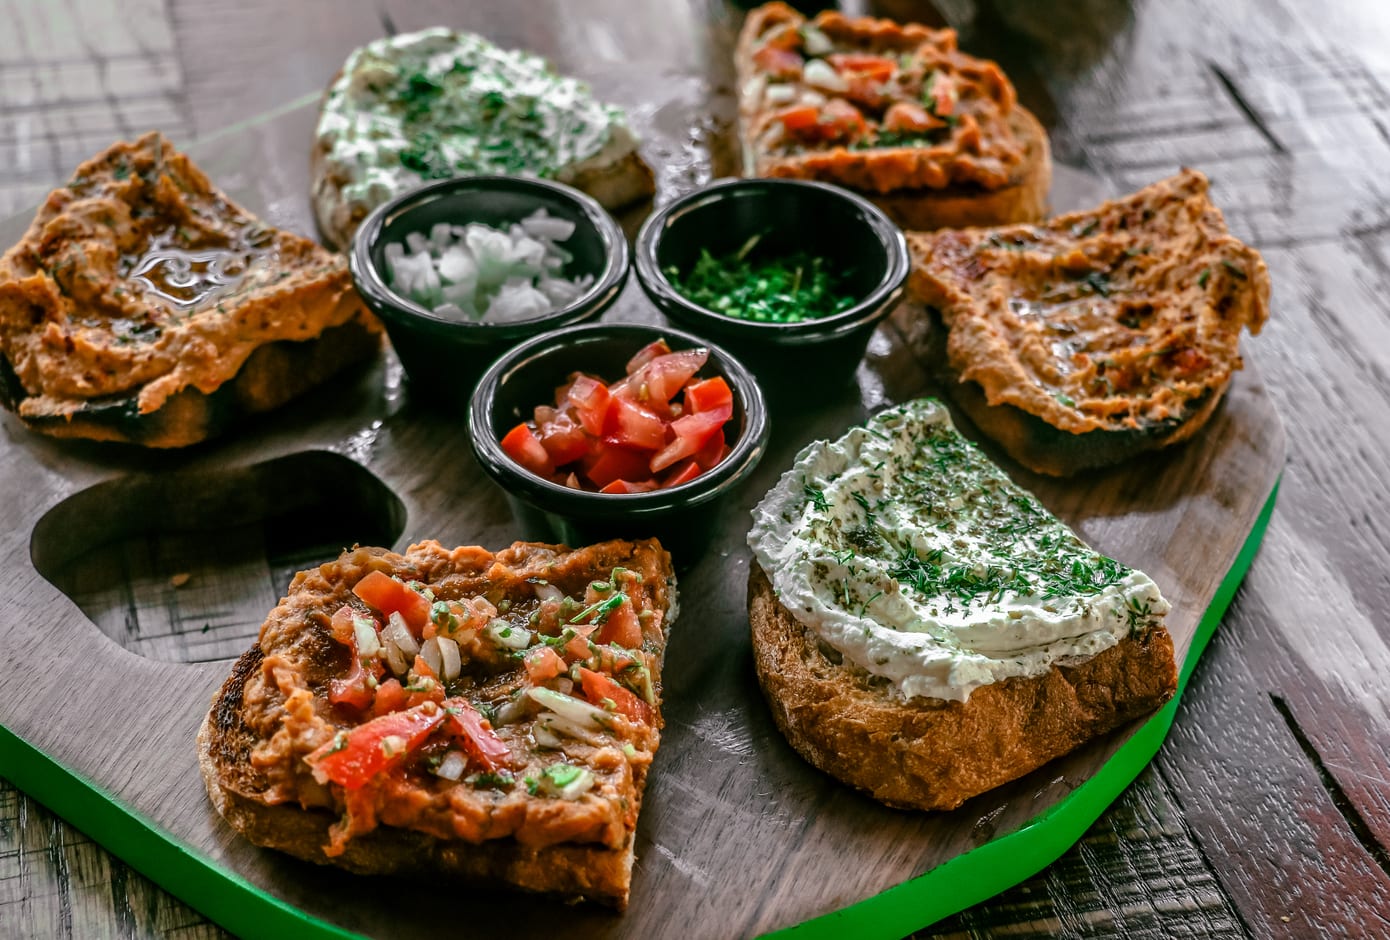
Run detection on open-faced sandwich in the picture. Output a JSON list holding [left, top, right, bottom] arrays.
[[907, 169, 1271, 476], [313, 27, 655, 250], [199, 538, 676, 908], [0, 132, 378, 448], [736, 2, 1050, 230], [747, 399, 1177, 811]]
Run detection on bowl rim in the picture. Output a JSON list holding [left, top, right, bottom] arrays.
[[468, 322, 770, 510], [633, 177, 910, 341], [349, 175, 631, 340]]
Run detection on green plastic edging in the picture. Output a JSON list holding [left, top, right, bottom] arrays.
[[0, 479, 1280, 940]]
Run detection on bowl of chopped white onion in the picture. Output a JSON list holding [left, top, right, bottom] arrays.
[[350, 175, 630, 406]]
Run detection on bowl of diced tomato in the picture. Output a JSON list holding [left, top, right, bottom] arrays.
[[468, 322, 769, 561]]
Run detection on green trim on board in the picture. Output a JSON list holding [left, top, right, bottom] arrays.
[[0, 480, 1280, 940]]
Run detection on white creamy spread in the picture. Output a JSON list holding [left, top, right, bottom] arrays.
[[317, 27, 635, 215], [748, 399, 1169, 702]]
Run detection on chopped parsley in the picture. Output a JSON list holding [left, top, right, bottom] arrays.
[[665, 233, 857, 324]]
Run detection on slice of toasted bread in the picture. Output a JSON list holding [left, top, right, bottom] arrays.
[[748, 565, 1177, 811], [0, 132, 379, 448], [907, 169, 1270, 475], [310, 30, 655, 251], [736, 3, 1050, 229], [200, 538, 676, 909]]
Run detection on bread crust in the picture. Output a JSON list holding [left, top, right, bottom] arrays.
[[747, 565, 1177, 811], [735, 2, 1050, 229]]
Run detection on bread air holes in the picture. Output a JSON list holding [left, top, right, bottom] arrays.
[[30, 451, 404, 663]]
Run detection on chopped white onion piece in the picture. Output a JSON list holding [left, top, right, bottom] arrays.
[[533, 724, 563, 749], [532, 582, 565, 603], [487, 618, 532, 650], [434, 750, 467, 781], [801, 24, 834, 56], [352, 617, 380, 660], [803, 58, 847, 93], [527, 687, 610, 729], [420, 637, 443, 676], [383, 638, 408, 676], [494, 693, 531, 726], [545, 767, 595, 800], [384, 611, 419, 659], [437, 636, 461, 681], [539, 713, 606, 746], [765, 84, 797, 105]]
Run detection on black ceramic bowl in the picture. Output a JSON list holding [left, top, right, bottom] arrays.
[[634, 178, 910, 399], [468, 323, 769, 563], [350, 176, 630, 408]]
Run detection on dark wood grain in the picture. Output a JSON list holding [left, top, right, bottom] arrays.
[[0, 0, 1386, 938]]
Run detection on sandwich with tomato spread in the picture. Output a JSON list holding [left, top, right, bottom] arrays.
[[199, 537, 676, 908]]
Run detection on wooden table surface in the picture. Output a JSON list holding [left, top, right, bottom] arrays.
[[1, 0, 1388, 937]]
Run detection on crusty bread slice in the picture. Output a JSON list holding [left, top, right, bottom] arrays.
[[748, 565, 1177, 810], [310, 41, 656, 252], [907, 169, 1270, 476], [198, 648, 639, 905], [199, 538, 676, 909], [735, 3, 1050, 230], [0, 132, 379, 448]]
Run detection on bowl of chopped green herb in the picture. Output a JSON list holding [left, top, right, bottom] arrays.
[[634, 178, 909, 395]]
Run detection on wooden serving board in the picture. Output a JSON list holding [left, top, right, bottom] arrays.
[[0, 15, 1284, 940]]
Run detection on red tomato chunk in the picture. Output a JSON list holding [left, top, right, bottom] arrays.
[[499, 342, 737, 492]]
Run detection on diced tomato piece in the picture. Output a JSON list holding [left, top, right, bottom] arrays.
[[524, 646, 567, 684], [536, 416, 589, 466], [372, 678, 408, 716], [596, 597, 644, 648], [695, 436, 731, 471], [565, 374, 611, 436], [883, 101, 944, 134], [584, 447, 653, 488], [752, 44, 804, 79], [306, 704, 445, 789], [600, 479, 659, 494], [828, 52, 897, 82], [577, 667, 652, 725], [602, 397, 666, 451], [564, 624, 597, 661], [661, 458, 703, 488], [616, 348, 709, 406], [328, 605, 358, 645], [328, 622, 376, 713], [441, 699, 510, 771], [683, 376, 733, 415], [500, 423, 556, 478], [625, 339, 673, 375], [925, 70, 957, 116], [819, 98, 868, 142], [650, 410, 728, 472], [352, 570, 431, 637], [775, 104, 821, 133]]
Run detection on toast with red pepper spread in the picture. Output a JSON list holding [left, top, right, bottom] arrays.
[[198, 538, 676, 909], [736, 3, 1050, 231], [907, 169, 1270, 475]]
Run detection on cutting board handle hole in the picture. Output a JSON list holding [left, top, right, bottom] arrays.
[[29, 450, 405, 663]]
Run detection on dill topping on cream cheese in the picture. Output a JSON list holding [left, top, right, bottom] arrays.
[[748, 399, 1169, 702], [316, 27, 634, 216]]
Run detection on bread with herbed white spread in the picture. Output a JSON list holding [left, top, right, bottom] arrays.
[[746, 399, 1177, 810], [311, 28, 654, 250]]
